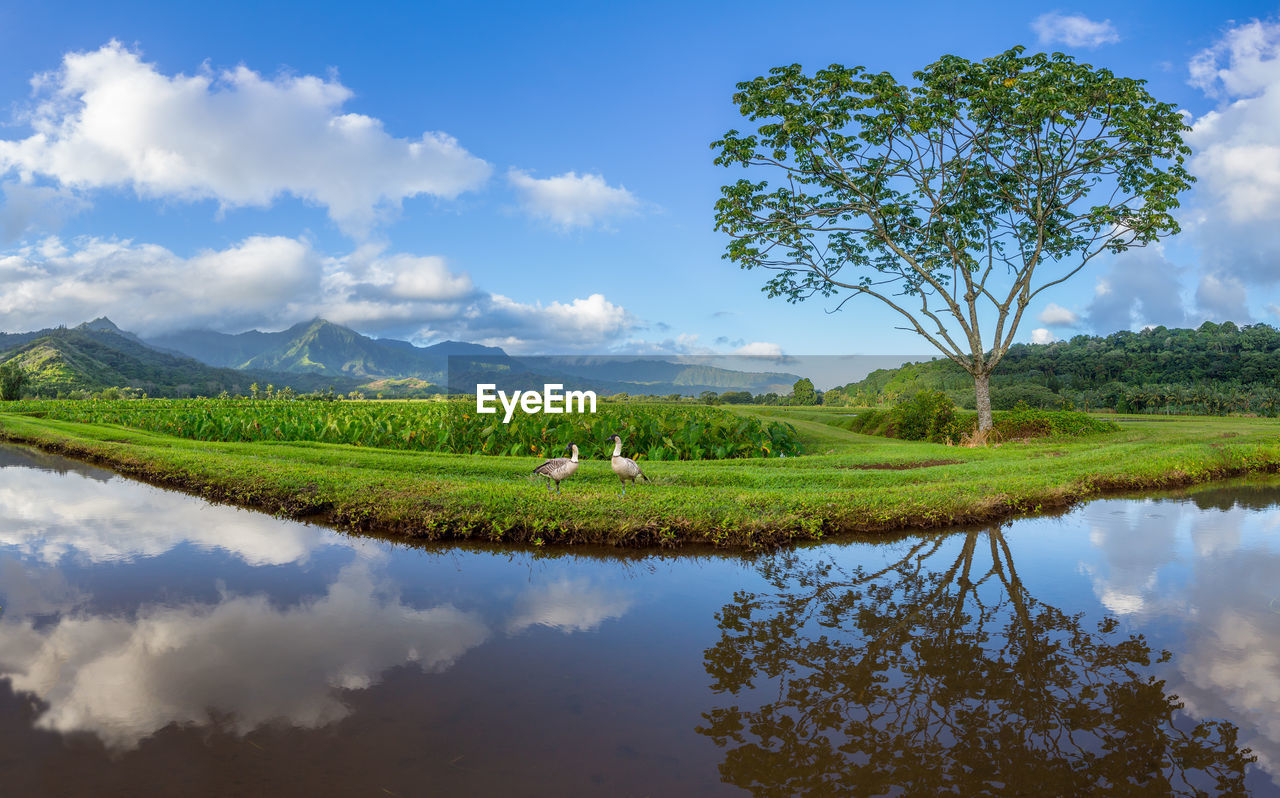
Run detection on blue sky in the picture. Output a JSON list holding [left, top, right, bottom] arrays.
[[0, 0, 1277, 357]]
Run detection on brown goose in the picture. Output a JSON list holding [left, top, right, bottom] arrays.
[[606, 434, 647, 496], [533, 443, 580, 493]]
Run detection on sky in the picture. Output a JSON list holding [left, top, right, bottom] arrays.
[[0, 0, 1278, 357]]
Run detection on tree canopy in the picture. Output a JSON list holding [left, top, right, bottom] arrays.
[[713, 46, 1194, 429]]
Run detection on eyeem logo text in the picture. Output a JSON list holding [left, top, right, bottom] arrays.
[[476, 383, 598, 424]]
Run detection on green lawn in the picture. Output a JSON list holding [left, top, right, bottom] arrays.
[[1, 404, 1277, 548]]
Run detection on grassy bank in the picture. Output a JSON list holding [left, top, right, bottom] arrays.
[[1, 404, 1278, 548]]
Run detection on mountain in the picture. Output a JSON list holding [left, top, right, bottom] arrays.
[[5, 316, 805, 398], [149, 318, 511, 382], [149, 318, 803, 395], [0, 323, 361, 398]]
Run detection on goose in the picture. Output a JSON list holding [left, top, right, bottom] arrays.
[[606, 433, 648, 496], [533, 443, 580, 493]]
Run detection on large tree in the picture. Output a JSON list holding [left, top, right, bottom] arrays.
[[713, 47, 1193, 430]]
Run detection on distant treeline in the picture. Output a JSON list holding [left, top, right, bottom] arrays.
[[826, 322, 1280, 416]]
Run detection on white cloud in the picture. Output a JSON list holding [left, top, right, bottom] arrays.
[[0, 235, 323, 334], [0, 41, 491, 235], [425, 291, 638, 353], [734, 341, 784, 357], [1037, 302, 1080, 326], [1030, 12, 1120, 48], [0, 560, 489, 750], [1030, 328, 1057, 344], [1186, 20, 1280, 286], [0, 236, 638, 351], [507, 169, 641, 230]]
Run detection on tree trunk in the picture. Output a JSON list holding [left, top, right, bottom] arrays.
[[974, 372, 993, 432]]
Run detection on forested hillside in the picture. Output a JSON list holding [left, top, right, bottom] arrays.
[[830, 322, 1280, 415], [0, 327, 360, 398]]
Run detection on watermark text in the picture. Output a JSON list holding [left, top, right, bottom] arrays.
[[476, 383, 597, 423]]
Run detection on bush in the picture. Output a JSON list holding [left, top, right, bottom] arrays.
[[0, 363, 28, 401], [893, 390, 956, 443], [994, 403, 1117, 439]]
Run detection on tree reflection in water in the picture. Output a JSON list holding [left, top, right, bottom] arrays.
[[698, 525, 1256, 796]]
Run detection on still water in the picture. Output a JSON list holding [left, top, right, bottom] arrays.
[[0, 443, 1277, 796]]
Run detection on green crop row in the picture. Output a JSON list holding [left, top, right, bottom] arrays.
[[4, 399, 802, 460]]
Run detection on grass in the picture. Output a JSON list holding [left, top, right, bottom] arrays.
[[1, 402, 1278, 549]]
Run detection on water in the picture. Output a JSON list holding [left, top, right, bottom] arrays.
[[0, 443, 1277, 795]]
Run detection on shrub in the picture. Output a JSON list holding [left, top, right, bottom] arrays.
[[893, 390, 956, 443], [0, 363, 29, 401], [995, 403, 1118, 439]]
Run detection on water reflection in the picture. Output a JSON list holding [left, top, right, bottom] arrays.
[[1082, 485, 1280, 789], [0, 557, 487, 749], [3, 442, 1280, 794], [0, 459, 324, 565], [0, 446, 636, 758], [699, 525, 1257, 795], [507, 578, 633, 634]]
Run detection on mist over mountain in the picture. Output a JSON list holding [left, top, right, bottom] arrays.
[[1, 317, 803, 398]]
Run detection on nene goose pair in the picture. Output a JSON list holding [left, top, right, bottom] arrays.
[[532, 434, 648, 495]]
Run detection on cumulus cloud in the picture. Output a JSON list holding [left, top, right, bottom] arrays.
[[507, 169, 641, 230], [733, 341, 784, 357], [1030, 328, 1057, 344], [0, 560, 489, 749], [1037, 302, 1080, 326], [1186, 19, 1280, 288], [425, 291, 638, 353], [0, 235, 638, 351], [0, 235, 323, 335], [1030, 12, 1120, 48], [0, 41, 491, 235]]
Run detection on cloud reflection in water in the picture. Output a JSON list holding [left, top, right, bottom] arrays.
[[0, 559, 488, 749]]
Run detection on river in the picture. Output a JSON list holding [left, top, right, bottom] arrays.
[[0, 443, 1276, 795]]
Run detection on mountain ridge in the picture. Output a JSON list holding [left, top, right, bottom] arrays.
[[2, 317, 803, 397]]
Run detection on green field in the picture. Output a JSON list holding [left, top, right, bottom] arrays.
[[3, 399, 801, 460], [1, 401, 1277, 548]]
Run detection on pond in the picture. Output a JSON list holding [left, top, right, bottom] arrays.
[[0, 442, 1277, 795]]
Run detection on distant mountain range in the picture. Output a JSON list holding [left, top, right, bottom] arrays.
[[0, 319, 360, 397], [0, 317, 801, 398]]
